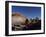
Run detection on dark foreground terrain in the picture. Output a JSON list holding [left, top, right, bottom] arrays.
[[12, 20, 41, 31]]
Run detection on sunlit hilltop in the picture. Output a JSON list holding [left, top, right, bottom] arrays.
[[12, 12, 27, 25]]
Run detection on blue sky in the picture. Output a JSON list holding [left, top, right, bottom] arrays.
[[12, 6, 41, 19]]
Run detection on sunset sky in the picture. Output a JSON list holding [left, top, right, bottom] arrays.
[[12, 6, 41, 19]]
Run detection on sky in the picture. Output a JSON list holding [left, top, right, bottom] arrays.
[[12, 6, 41, 19]]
